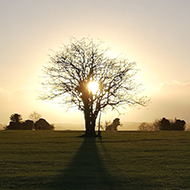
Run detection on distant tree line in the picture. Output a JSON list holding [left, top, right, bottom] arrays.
[[138, 117, 186, 131], [4, 112, 54, 130]]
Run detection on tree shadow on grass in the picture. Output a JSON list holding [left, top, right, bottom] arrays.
[[46, 137, 116, 190], [0, 137, 160, 190]]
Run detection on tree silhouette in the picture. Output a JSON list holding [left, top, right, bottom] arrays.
[[29, 111, 42, 123], [34, 118, 54, 130], [22, 120, 34, 130], [40, 37, 149, 137], [6, 113, 22, 130], [171, 119, 186, 131], [105, 118, 121, 131], [10, 113, 22, 123]]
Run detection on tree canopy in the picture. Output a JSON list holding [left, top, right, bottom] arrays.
[[40, 37, 149, 136], [10, 113, 22, 123]]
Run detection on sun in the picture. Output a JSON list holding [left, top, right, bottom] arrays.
[[88, 81, 99, 94]]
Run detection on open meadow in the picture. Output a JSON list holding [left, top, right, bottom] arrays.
[[1, 130, 190, 190]]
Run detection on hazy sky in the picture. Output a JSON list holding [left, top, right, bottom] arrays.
[[0, 0, 190, 126]]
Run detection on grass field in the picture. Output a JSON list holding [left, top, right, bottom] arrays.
[[0, 130, 190, 190]]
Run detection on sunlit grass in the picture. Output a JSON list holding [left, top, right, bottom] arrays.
[[0, 131, 190, 189]]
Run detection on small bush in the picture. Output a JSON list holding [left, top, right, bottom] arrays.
[[138, 121, 159, 131]]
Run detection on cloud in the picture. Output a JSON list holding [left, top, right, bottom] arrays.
[[0, 81, 190, 126], [0, 88, 35, 124], [125, 81, 190, 123], [150, 80, 190, 95], [0, 87, 84, 125], [0, 87, 12, 100], [152, 82, 190, 107]]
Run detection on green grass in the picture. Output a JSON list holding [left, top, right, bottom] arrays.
[[1, 130, 190, 190]]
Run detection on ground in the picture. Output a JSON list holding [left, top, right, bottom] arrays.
[[0, 130, 190, 189]]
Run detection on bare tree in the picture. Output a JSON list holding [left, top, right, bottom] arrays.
[[138, 122, 156, 131], [40, 37, 149, 137], [29, 111, 42, 123]]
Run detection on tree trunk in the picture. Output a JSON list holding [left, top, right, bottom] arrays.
[[83, 109, 97, 137], [81, 92, 99, 137]]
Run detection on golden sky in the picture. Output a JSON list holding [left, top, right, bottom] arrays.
[[0, 0, 190, 125]]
